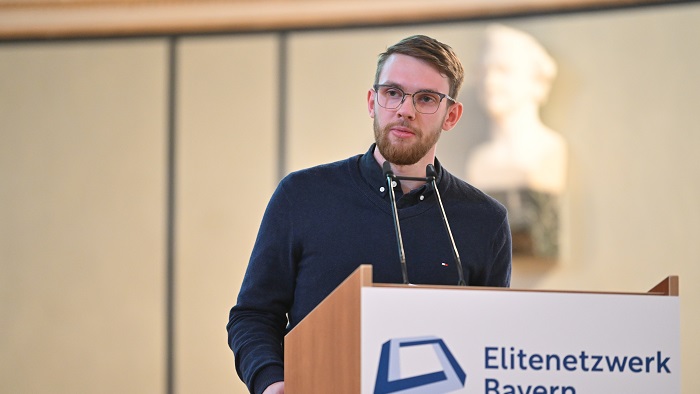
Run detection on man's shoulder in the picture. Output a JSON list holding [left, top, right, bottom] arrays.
[[442, 170, 508, 216], [280, 154, 361, 187]]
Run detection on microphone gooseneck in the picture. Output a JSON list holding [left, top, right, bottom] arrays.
[[426, 164, 467, 286], [383, 161, 410, 285], [382, 161, 467, 287]]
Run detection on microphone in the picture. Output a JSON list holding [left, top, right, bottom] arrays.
[[383, 161, 409, 285], [426, 164, 466, 286]]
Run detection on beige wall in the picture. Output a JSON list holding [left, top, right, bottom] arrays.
[[0, 39, 168, 392], [174, 35, 278, 393], [1, 3, 698, 393]]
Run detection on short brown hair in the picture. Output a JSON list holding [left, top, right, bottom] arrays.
[[374, 35, 464, 100]]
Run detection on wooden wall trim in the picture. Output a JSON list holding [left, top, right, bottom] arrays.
[[0, 0, 674, 40]]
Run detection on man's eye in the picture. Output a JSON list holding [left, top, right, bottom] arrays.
[[385, 88, 402, 97], [417, 93, 439, 104]]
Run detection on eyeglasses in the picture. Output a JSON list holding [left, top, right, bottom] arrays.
[[373, 84, 456, 114]]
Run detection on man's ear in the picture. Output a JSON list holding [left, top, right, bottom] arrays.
[[442, 101, 463, 131], [367, 89, 376, 118]]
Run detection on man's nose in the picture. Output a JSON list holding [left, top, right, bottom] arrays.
[[396, 94, 416, 119]]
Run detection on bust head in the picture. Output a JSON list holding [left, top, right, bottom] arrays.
[[478, 24, 557, 118]]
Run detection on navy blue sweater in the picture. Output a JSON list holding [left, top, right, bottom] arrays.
[[227, 145, 511, 393]]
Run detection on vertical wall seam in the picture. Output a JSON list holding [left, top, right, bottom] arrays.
[[277, 31, 288, 181], [165, 35, 178, 394]]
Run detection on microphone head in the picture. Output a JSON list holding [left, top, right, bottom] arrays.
[[382, 161, 394, 178], [426, 164, 437, 180]]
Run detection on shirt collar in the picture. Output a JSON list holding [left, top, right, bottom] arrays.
[[358, 143, 444, 204]]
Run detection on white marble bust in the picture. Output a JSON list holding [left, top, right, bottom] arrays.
[[466, 24, 567, 195]]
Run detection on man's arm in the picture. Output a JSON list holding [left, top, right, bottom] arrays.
[[227, 183, 296, 394], [487, 215, 512, 287]]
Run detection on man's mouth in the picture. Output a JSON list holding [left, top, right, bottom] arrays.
[[389, 125, 416, 138]]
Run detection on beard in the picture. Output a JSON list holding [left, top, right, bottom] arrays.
[[374, 117, 442, 166]]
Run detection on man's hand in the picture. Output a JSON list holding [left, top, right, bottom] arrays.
[[262, 381, 284, 394]]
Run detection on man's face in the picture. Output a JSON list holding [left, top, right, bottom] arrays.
[[368, 54, 457, 166]]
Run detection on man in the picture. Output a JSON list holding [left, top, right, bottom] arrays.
[[227, 35, 512, 394]]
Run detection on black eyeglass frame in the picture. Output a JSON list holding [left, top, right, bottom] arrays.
[[372, 84, 457, 114]]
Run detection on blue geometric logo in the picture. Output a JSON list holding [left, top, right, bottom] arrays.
[[374, 336, 467, 394]]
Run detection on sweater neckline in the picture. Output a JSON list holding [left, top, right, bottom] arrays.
[[350, 144, 446, 216]]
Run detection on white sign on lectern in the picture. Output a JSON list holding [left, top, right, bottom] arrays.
[[361, 287, 679, 394]]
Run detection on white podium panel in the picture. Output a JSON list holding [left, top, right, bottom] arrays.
[[361, 287, 680, 394]]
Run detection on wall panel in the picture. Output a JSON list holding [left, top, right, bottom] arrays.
[[175, 34, 278, 394], [0, 39, 168, 393]]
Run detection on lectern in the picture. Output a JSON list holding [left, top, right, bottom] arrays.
[[285, 265, 679, 393]]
